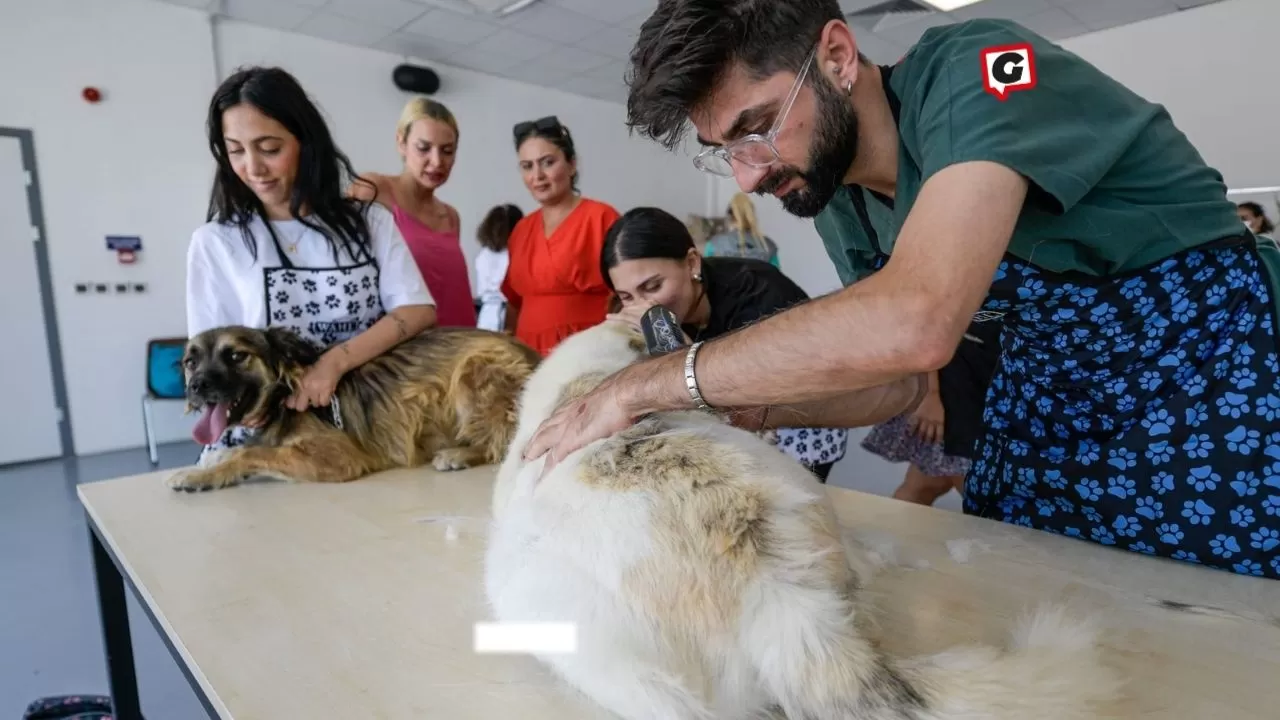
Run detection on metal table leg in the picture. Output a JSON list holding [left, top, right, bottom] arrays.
[[88, 524, 145, 720]]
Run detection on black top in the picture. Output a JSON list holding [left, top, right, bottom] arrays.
[[684, 257, 809, 341]]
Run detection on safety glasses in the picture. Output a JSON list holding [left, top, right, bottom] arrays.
[[692, 47, 817, 178]]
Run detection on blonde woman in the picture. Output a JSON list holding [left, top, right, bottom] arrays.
[[703, 192, 780, 266], [354, 98, 476, 327]]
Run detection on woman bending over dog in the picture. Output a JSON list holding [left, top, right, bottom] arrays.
[[185, 66, 437, 464]]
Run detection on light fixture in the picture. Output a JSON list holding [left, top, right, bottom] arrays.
[[923, 0, 984, 10], [413, 0, 545, 16], [495, 0, 541, 15]]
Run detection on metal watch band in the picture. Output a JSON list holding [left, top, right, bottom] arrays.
[[684, 342, 711, 411]]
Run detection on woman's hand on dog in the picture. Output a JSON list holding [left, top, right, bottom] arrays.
[[287, 355, 344, 412], [604, 301, 654, 332]]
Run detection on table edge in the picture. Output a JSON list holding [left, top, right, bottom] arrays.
[[79, 485, 234, 720]]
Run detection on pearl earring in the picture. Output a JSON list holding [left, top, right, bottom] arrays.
[[693, 272, 703, 282]]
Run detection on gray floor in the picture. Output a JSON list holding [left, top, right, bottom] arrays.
[[0, 435, 956, 719], [1, 441, 209, 719]]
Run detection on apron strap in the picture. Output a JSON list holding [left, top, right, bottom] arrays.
[[845, 63, 904, 269]]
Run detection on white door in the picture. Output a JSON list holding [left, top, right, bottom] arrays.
[[0, 135, 64, 464]]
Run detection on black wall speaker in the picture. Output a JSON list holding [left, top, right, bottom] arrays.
[[393, 64, 440, 95]]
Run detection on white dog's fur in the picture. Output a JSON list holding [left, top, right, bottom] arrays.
[[485, 322, 1121, 720]]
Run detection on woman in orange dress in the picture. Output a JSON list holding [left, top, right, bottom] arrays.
[[502, 116, 620, 355]]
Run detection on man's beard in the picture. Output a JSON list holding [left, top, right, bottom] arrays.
[[756, 77, 860, 218]]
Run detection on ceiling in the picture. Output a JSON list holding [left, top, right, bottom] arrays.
[[154, 0, 1227, 104]]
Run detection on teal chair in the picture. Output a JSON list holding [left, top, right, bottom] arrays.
[[142, 337, 187, 465]]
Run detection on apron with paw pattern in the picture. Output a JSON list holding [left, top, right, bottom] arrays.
[[196, 225, 384, 465]]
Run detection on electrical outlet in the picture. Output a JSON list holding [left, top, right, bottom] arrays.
[[74, 283, 89, 294], [114, 283, 129, 294], [132, 282, 147, 294], [94, 283, 109, 294]]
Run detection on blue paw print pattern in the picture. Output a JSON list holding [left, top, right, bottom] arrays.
[[965, 243, 1280, 579]]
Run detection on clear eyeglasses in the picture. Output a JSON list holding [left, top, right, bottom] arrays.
[[692, 47, 817, 178]]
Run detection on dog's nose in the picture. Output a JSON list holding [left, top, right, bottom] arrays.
[[188, 376, 208, 396]]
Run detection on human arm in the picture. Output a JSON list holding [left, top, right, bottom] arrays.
[[346, 173, 387, 206], [288, 206, 437, 410], [726, 377, 926, 432], [500, 268, 521, 334], [523, 161, 1027, 463], [907, 370, 945, 445]]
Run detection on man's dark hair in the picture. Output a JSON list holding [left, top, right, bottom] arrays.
[[626, 0, 844, 151]]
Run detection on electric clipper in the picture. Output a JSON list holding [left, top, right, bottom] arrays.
[[639, 305, 688, 357]]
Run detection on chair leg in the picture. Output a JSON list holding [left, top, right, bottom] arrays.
[[142, 395, 158, 466]]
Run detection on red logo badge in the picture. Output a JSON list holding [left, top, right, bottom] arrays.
[[981, 43, 1036, 100]]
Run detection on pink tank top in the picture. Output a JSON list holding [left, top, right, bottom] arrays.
[[391, 205, 477, 328]]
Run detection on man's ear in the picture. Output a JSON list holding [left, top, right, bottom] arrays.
[[263, 327, 322, 367]]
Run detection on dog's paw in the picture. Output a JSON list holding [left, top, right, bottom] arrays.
[[432, 448, 473, 472], [165, 468, 234, 493]]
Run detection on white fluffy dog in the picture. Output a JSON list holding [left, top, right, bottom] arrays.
[[485, 321, 1120, 720]]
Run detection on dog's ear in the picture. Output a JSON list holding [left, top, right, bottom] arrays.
[[263, 327, 322, 367]]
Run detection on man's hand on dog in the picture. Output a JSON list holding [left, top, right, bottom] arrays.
[[288, 355, 344, 412], [523, 374, 636, 477]]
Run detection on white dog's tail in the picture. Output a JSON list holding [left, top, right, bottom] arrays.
[[898, 606, 1122, 720], [745, 602, 1119, 720]]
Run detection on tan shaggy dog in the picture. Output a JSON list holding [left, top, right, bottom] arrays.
[[167, 325, 539, 491]]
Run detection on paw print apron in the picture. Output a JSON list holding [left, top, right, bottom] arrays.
[[968, 236, 1280, 579], [196, 226, 384, 464]]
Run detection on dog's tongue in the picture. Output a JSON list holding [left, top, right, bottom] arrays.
[[192, 403, 231, 445]]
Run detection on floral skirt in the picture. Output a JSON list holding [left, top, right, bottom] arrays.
[[861, 413, 972, 477]]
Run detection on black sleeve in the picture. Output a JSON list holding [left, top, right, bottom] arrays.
[[721, 261, 810, 329]]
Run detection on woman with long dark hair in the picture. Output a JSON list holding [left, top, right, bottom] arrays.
[[601, 207, 848, 482], [186, 66, 436, 461]]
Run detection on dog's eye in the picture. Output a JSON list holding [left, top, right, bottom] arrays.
[[182, 357, 197, 370], [230, 351, 249, 363]]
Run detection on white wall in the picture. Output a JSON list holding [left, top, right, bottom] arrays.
[[2, 0, 705, 456], [1061, 0, 1275, 192], [0, 0, 215, 457]]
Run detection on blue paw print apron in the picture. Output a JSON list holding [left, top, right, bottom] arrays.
[[856, 65, 1280, 580], [969, 237, 1280, 579], [196, 223, 384, 463]]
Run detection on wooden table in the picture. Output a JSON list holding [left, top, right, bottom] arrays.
[[80, 466, 1280, 719]]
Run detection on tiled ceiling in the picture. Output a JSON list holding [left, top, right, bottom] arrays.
[[155, 0, 1228, 104]]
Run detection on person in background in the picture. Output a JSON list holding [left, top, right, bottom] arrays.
[[474, 203, 523, 333], [1238, 201, 1275, 238], [186, 66, 436, 463], [353, 97, 476, 327], [703, 192, 780, 266], [863, 319, 1001, 505], [602, 207, 848, 482], [502, 116, 620, 355]]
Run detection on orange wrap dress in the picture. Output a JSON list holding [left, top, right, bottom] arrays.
[[502, 198, 620, 356]]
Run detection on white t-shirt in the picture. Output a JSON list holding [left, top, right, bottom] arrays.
[[474, 247, 509, 305], [186, 203, 433, 337]]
